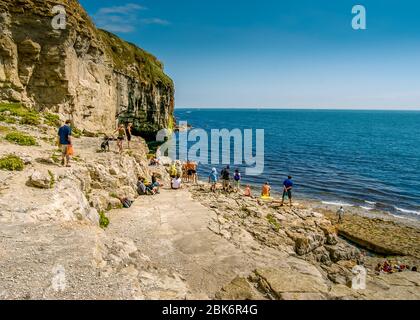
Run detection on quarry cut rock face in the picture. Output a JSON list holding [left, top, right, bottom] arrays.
[[0, 0, 174, 136]]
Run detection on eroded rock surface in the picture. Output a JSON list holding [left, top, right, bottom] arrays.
[[0, 0, 174, 136]]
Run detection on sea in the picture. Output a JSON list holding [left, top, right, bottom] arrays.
[[174, 108, 420, 220]]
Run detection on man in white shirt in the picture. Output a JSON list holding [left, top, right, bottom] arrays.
[[171, 175, 182, 190], [337, 206, 345, 223]]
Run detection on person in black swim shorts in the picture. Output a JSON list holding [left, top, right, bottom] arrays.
[[281, 175, 293, 207]]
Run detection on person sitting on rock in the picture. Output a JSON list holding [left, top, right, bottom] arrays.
[[244, 185, 252, 197], [149, 157, 159, 166], [261, 182, 271, 197], [169, 162, 178, 178], [137, 176, 155, 195], [171, 175, 182, 190], [150, 173, 163, 194]]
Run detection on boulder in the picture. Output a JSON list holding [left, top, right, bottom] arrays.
[[325, 242, 361, 263], [287, 231, 325, 255], [215, 276, 265, 300], [28, 170, 52, 189], [255, 268, 329, 299]]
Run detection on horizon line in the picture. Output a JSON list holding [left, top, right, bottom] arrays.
[[175, 106, 420, 111]]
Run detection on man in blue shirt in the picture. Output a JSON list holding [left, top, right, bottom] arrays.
[[58, 120, 72, 167], [281, 175, 293, 207]]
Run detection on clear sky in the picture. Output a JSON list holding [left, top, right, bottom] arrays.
[[79, 0, 420, 109]]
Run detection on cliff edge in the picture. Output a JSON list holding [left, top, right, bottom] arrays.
[[0, 0, 174, 137]]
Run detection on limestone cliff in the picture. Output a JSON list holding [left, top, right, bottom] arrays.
[[0, 0, 174, 137]]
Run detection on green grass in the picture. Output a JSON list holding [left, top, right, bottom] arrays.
[[0, 103, 28, 116], [43, 113, 61, 127], [0, 114, 17, 124], [5, 131, 37, 146], [109, 192, 119, 199], [0, 155, 24, 171], [99, 211, 110, 229], [0, 103, 40, 126], [267, 214, 281, 232], [19, 113, 40, 125]]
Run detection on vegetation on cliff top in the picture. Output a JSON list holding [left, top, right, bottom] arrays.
[[98, 29, 174, 89]]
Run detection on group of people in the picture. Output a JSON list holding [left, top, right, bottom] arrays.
[[168, 160, 198, 190], [375, 260, 417, 275], [208, 165, 294, 207], [137, 173, 162, 196], [257, 176, 294, 206], [112, 123, 133, 153], [208, 165, 242, 193], [57, 121, 135, 167]]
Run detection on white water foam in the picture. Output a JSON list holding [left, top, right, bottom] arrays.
[[365, 201, 377, 205], [322, 201, 353, 207], [360, 206, 374, 211], [395, 207, 420, 216]]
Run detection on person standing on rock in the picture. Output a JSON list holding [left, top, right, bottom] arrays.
[[337, 206, 345, 224], [58, 120, 72, 167], [233, 169, 241, 192], [126, 123, 133, 149], [221, 165, 231, 192], [113, 124, 127, 154], [281, 176, 293, 207], [208, 168, 218, 192]]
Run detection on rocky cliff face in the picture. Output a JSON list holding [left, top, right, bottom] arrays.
[[0, 0, 174, 137]]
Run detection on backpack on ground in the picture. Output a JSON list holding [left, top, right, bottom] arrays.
[[121, 198, 133, 208]]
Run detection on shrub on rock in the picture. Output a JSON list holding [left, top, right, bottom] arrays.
[[5, 131, 37, 146], [99, 211, 110, 229], [0, 154, 25, 171]]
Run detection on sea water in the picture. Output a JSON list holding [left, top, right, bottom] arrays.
[[174, 109, 420, 219]]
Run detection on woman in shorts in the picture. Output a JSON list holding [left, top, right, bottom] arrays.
[[113, 124, 126, 154]]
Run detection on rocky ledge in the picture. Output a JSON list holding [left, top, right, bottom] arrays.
[[189, 185, 420, 300], [0, 104, 419, 299]]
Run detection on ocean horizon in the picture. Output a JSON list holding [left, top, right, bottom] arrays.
[[174, 108, 420, 219]]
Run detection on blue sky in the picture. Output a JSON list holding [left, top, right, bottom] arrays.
[[80, 0, 420, 109]]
